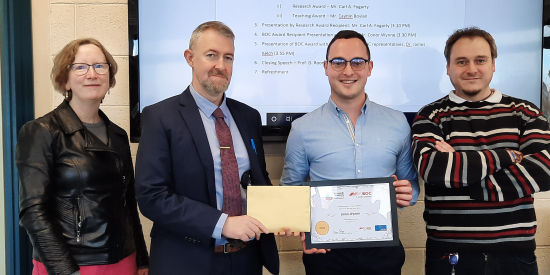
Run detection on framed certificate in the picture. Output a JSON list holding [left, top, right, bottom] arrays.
[[304, 178, 399, 249]]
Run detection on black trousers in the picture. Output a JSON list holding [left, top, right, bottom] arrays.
[[425, 250, 538, 275], [209, 240, 263, 275], [302, 243, 406, 275]]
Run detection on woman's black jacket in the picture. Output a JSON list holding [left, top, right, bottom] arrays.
[[16, 101, 149, 275]]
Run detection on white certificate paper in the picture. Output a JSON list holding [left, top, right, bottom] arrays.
[[305, 178, 399, 249]]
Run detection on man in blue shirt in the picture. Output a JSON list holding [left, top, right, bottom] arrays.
[[280, 30, 420, 275]]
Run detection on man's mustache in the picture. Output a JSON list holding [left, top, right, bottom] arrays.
[[209, 69, 228, 79]]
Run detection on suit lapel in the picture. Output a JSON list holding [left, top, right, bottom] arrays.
[[178, 89, 217, 206], [227, 99, 265, 186]]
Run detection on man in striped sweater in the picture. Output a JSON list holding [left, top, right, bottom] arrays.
[[412, 27, 550, 275]]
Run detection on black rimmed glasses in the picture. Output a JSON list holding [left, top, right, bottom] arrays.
[[68, 63, 110, 76], [327, 58, 370, 71]]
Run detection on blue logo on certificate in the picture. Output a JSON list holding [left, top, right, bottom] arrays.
[[375, 225, 387, 231]]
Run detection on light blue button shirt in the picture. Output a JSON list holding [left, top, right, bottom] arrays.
[[189, 85, 251, 246], [281, 96, 419, 206]]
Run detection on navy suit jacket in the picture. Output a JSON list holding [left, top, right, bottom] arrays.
[[135, 88, 279, 274]]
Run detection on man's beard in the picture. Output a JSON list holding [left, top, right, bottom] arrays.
[[201, 68, 230, 94], [461, 89, 482, 96], [450, 78, 481, 96]]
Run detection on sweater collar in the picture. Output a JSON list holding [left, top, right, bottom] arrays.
[[448, 89, 502, 104]]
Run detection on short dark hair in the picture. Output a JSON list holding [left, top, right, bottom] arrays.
[[326, 30, 371, 60], [444, 27, 497, 64]]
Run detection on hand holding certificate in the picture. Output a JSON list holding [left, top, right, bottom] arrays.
[[304, 178, 399, 249], [392, 175, 414, 207], [247, 177, 400, 250]]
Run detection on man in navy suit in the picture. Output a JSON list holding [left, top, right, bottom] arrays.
[[135, 21, 279, 275]]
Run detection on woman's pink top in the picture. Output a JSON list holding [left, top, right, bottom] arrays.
[[32, 251, 137, 275]]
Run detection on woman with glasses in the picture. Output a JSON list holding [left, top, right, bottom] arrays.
[[16, 38, 149, 275]]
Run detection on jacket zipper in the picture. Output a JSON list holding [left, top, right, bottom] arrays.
[[118, 159, 125, 259], [84, 129, 127, 259], [100, 148, 125, 258], [75, 198, 82, 244], [76, 215, 82, 243], [123, 175, 127, 206]]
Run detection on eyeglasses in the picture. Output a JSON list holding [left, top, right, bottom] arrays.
[[68, 63, 110, 76], [327, 58, 370, 71]]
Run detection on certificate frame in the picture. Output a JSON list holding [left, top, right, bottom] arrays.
[[304, 177, 399, 249]]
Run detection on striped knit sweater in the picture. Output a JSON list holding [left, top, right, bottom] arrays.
[[411, 91, 550, 253]]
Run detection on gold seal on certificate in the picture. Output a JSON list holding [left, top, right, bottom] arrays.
[[315, 221, 329, 235], [304, 177, 400, 249]]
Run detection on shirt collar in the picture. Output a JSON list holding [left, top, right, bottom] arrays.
[[189, 84, 229, 118], [327, 94, 370, 116], [448, 89, 502, 104]]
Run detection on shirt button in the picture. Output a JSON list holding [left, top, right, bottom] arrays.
[[358, 170, 361, 173], [356, 143, 359, 147]]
